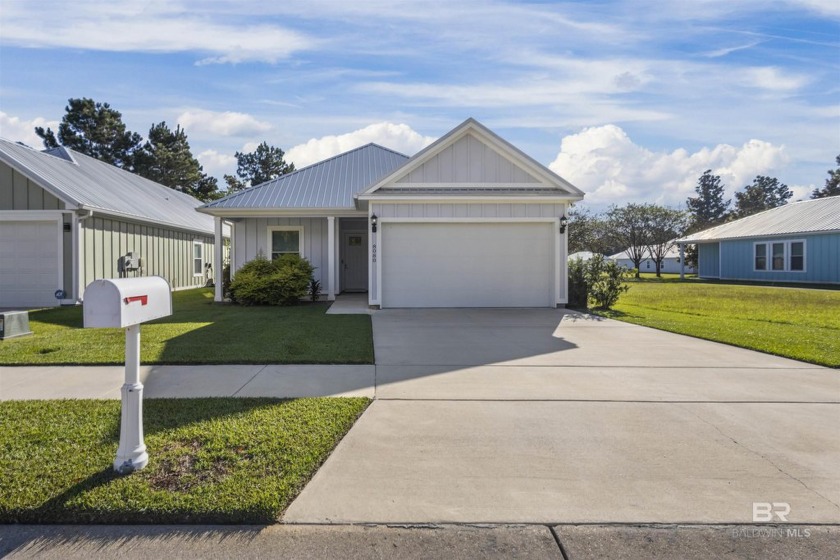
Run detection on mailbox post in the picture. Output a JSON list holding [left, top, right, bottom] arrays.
[[84, 277, 172, 474]]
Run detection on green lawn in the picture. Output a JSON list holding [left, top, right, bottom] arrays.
[[0, 288, 373, 365], [0, 397, 370, 524], [595, 276, 840, 367]]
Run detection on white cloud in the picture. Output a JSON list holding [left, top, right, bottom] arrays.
[[177, 109, 272, 137], [0, 112, 58, 147], [550, 124, 788, 207], [0, 3, 313, 64], [285, 122, 435, 168], [742, 67, 810, 92], [196, 149, 237, 178]]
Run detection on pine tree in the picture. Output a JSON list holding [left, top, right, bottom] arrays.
[[734, 176, 792, 217], [686, 170, 730, 228], [224, 142, 295, 192], [811, 155, 840, 199]]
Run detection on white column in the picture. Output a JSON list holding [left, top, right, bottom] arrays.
[[327, 216, 336, 301], [114, 324, 148, 473], [679, 243, 685, 279], [214, 216, 223, 302]]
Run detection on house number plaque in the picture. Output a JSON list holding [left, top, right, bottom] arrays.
[[372, 243, 377, 263]]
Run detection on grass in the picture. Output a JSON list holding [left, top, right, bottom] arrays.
[[0, 288, 373, 365], [594, 275, 840, 367], [0, 397, 370, 524]]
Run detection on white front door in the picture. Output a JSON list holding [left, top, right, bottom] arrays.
[[341, 232, 368, 292]]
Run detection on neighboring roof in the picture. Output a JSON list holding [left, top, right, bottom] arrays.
[[568, 251, 600, 261], [678, 197, 840, 243], [608, 245, 684, 260], [0, 138, 217, 235], [200, 143, 408, 212], [359, 118, 585, 199]]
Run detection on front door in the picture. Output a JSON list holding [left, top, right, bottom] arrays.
[[341, 232, 368, 292]]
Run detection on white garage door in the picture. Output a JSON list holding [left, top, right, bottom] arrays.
[[0, 220, 60, 308], [381, 222, 554, 308]]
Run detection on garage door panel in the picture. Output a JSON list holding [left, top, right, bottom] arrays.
[[381, 222, 554, 308], [0, 220, 59, 307]]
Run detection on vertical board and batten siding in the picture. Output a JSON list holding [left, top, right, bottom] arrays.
[[698, 243, 720, 278], [394, 134, 539, 184], [719, 233, 840, 283], [232, 217, 329, 284], [80, 216, 214, 291], [372, 202, 563, 219], [0, 162, 65, 210]]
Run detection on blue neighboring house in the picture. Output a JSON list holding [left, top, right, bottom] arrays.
[[677, 197, 840, 285]]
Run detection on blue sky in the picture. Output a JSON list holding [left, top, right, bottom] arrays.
[[1, 0, 838, 209]]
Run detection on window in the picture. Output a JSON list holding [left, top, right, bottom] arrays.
[[754, 244, 766, 271], [771, 243, 785, 271], [753, 240, 806, 273], [193, 240, 203, 276], [790, 242, 804, 271], [268, 226, 303, 260]]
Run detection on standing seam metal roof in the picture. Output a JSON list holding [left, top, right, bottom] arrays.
[[201, 143, 409, 210], [0, 138, 216, 234], [677, 197, 840, 243]]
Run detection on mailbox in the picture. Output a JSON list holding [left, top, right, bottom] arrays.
[[84, 277, 172, 328], [83, 276, 172, 474]]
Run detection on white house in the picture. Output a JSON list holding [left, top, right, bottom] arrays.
[[608, 245, 696, 274], [0, 138, 225, 308], [199, 118, 585, 308]]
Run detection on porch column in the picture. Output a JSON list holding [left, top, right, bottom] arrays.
[[679, 243, 685, 280], [327, 216, 336, 301], [214, 216, 223, 302]]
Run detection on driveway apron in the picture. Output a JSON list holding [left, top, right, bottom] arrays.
[[283, 309, 840, 524]]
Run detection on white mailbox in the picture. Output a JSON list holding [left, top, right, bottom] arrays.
[[84, 277, 172, 328], [83, 276, 172, 474]]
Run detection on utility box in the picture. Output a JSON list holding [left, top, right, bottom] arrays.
[[0, 311, 33, 340], [84, 277, 171, 328]]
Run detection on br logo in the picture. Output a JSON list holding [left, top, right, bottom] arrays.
[[753, 502, 791, 522]]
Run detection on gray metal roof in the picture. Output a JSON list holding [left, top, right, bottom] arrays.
[[202, 143, 409, 211], [678, 197, 840, 243], [0, 138, 217, 235]]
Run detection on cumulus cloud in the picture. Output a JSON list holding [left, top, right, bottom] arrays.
[[285, 122, 435, 168], [550, 125, 788, 207], [0, 112, 58, 147], [196, 149, 237, 178], [178, 109, 272, 137]]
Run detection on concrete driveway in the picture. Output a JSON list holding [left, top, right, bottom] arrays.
[[284, 309, 840, 525]]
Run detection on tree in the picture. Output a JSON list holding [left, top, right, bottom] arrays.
[[35, 98, 142, 169], [686, 170, 730, 229], [606, 203, 652, 278], [133, 122, 219, 202], [568, 206, 615, 255], [812, 155, 840, 199], [734, 175, 791, 218], [645, 206, 689, 277], [223, 142, 295, 192]]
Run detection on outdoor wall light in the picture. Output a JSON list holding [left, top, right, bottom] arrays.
[[559, 215, 568, 234], [371, 214, 378, 233]]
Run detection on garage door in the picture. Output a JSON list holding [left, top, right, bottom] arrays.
[[0, 220, 60, 308], [381, 222, 554, 308]]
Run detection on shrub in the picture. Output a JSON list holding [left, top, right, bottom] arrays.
[[309, 279, 322, 302], [567, 254, 630, 310], [228, 255, 315, 306], [586, 255, 630, 310], [567, 258, 589, 309]]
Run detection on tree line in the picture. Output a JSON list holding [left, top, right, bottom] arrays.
[[33, 98, 295, 202], [570, 158, 839, 276]]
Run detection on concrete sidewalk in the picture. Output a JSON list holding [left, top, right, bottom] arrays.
[[2, 524, 837, 559], [0, 364, 375, 400]]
